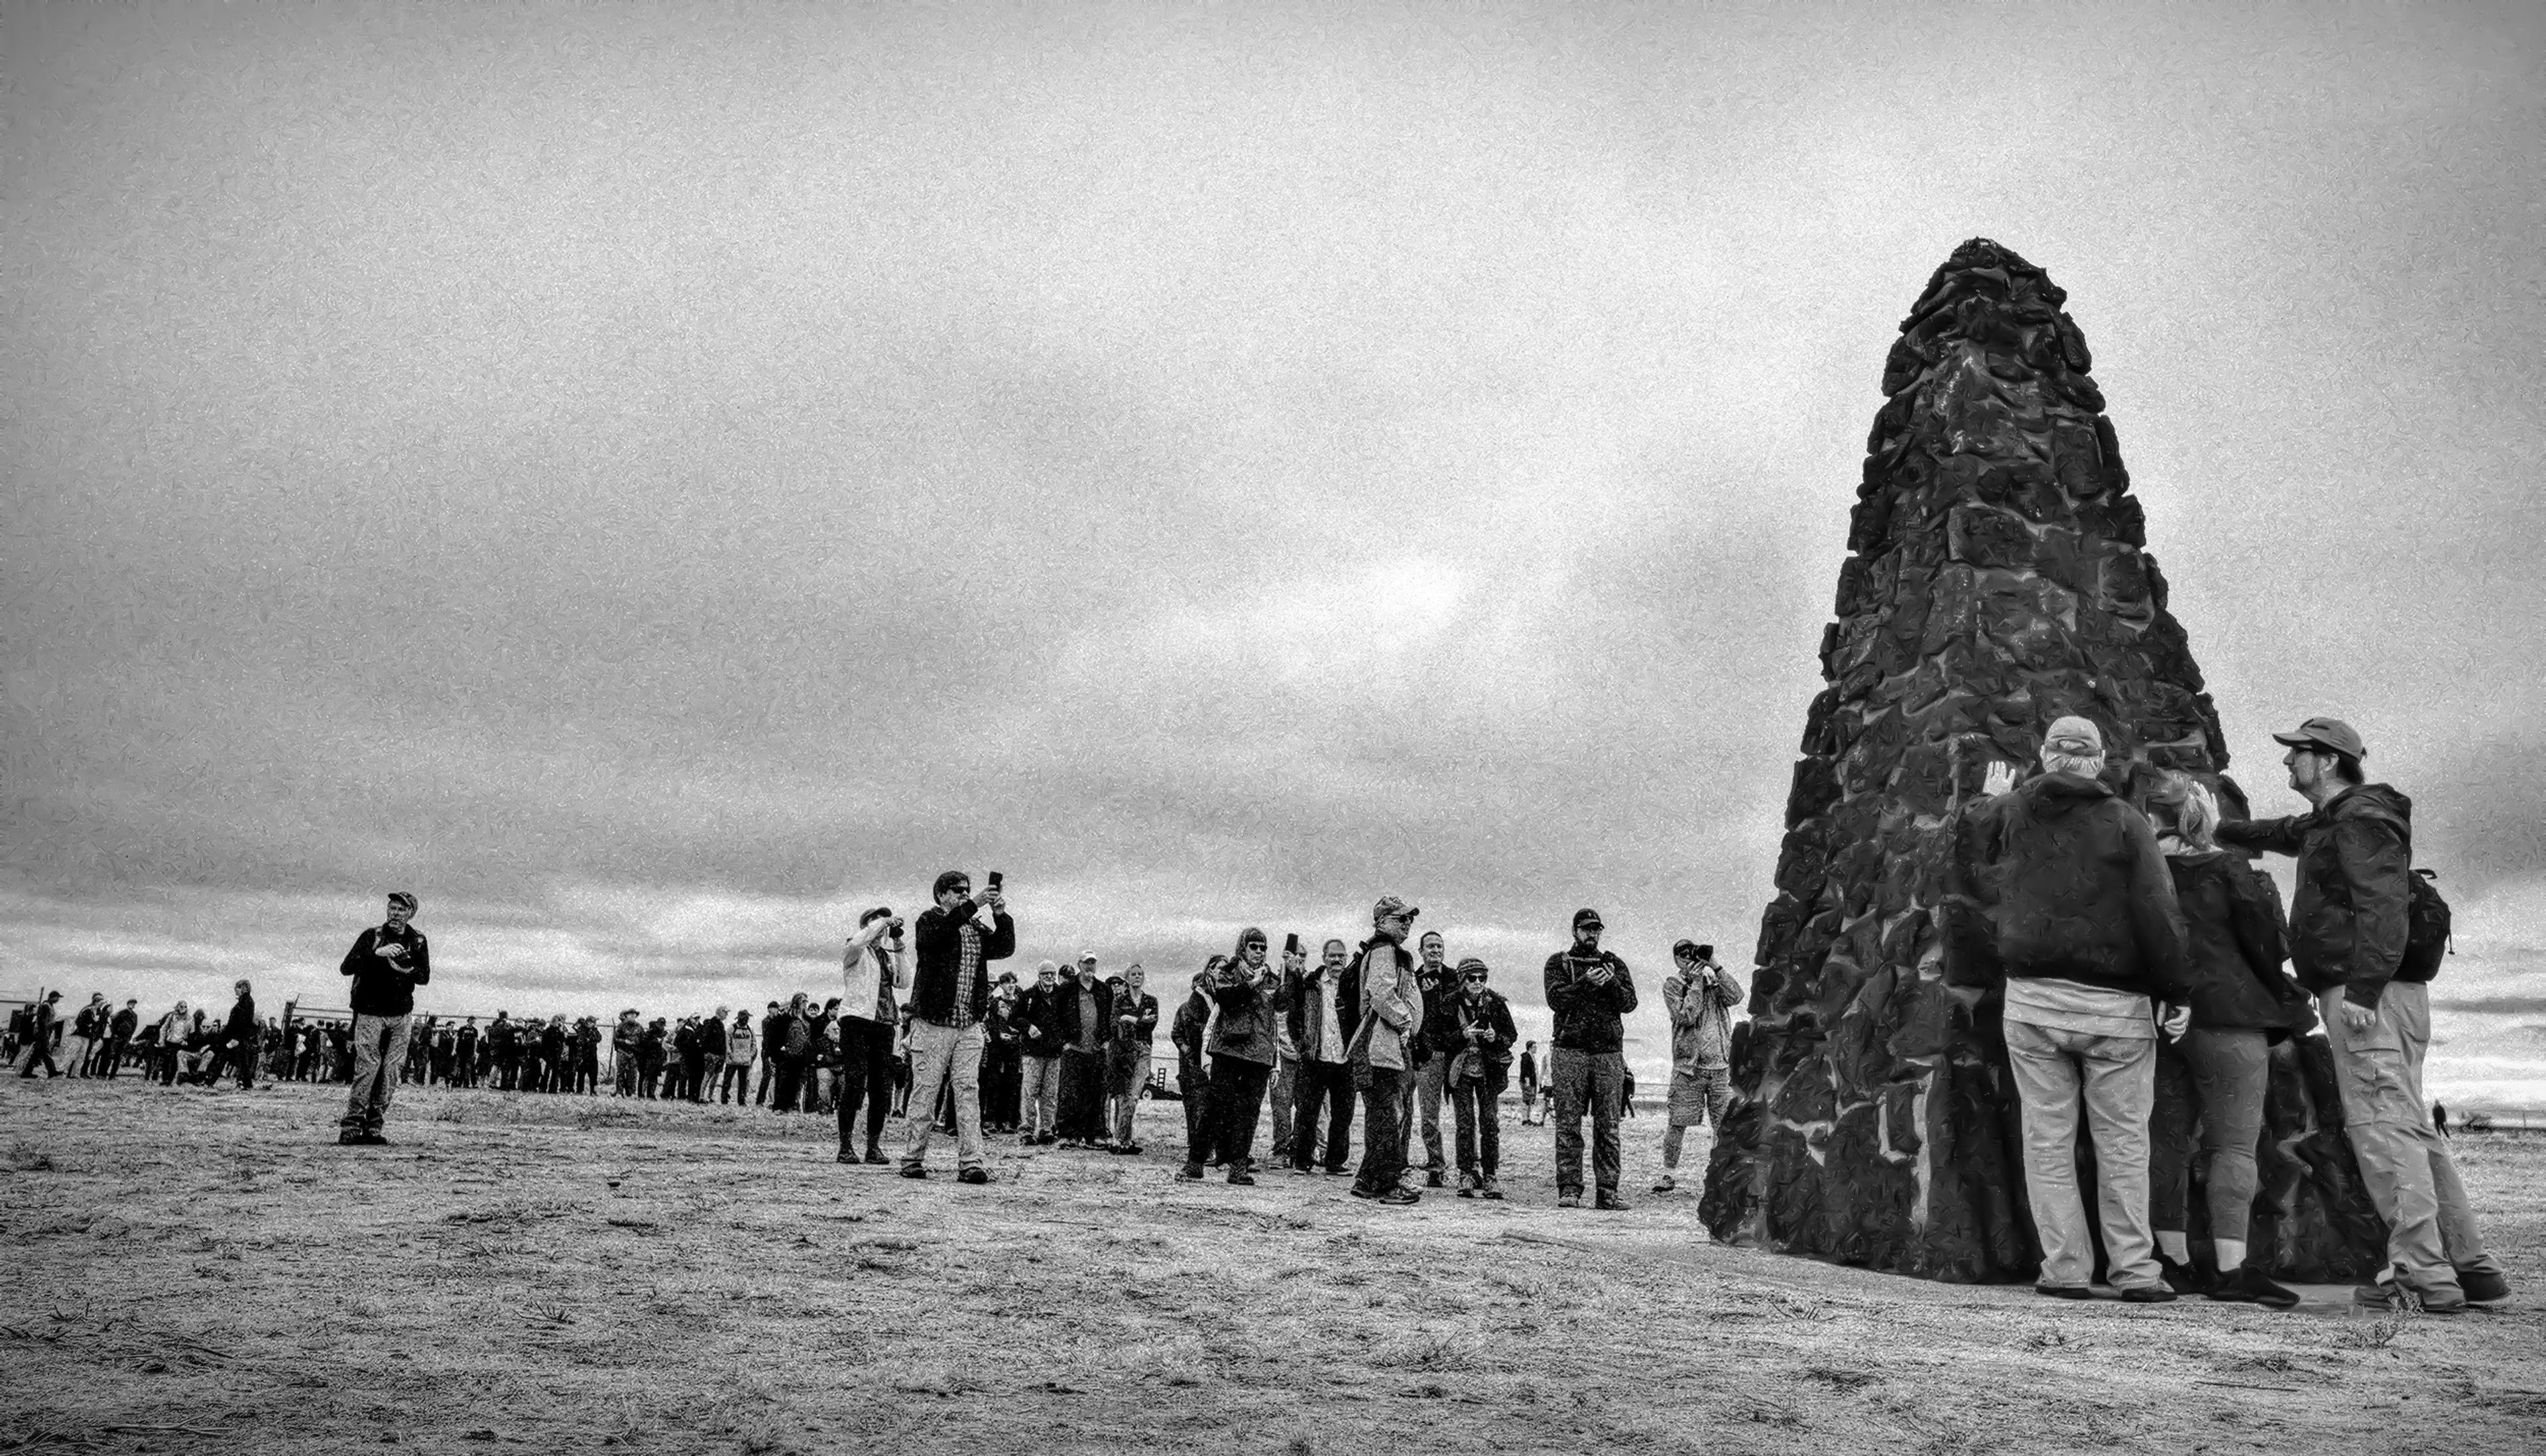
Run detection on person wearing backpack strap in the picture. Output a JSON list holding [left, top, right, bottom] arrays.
[[2214, 717, 2508, 1312]]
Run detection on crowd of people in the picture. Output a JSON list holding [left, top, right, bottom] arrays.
[[6, 711, 2507, 1313]]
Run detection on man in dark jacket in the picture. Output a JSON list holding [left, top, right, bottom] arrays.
[[1410, 932, 1461, 1189], [1016, 962, 1069, 1143], [15, 991, 63, 1078], [105, 1001, 139, 1079], [613, 1011, 643, 1096], [1055, 955, 1115, 1148], [1446, 958, 1518, 1199], [1172, 970, 1215, 1163], [900, 870, 1014, 1182], [1107, 967, 1160, 1154], [337, 892, 430, 1142], [1284, 938, 1361, 1174], [697, 1007, 728, 1104], [1959, 718, 2189, 1302], [1544, 908, 1638, 1211], [2216, 717, 2508, 1312], [220, 981, 261, 1089]]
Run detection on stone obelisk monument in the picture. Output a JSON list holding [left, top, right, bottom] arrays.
[[1699, 239, 2386, 1282]]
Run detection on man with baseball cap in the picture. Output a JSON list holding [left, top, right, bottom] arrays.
[[1544, 907, 1639, 1211], [1349, 896, 1423, 1205], [2216, 717, 2509, 1311], [1965, 717, 2193, 1301], [1655, 941, 1742, 1194], [337, 892, 430, 1146]]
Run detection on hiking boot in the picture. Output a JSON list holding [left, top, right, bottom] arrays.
[[1651, 1174, 1677, 1194], [2034, 1283, 2091, 1300], [1227, 1171, 1256, 1187], [335, 1131, 365, 1146], [1594, 1191, 1630, 1213], [1177, 1164, 1205, 1182], [1456, 1173, 1478, 1199], [1377, 1188, 1420, 1206], [1118, 1142, 1144, 1156], [2207, 1266, 2299, 1309], [899, 1164, 928, 1180], [2118, 1284, 2177, 1304], [1480, 1176, 1505, 1201], [864, 1148, 888, 1166], [2351, 1278, 2462, 1314], [2157, 1255, 2210, 1297], [1425, 1170, 1445, 1189], [957, 1167, 989, 1186], [2460, 1268, 2512, 1304], [836, 1150, 860, 1164], [1557, 1192, 1582, 1210]]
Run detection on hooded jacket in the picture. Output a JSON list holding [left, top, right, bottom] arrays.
[[2164, 851, 2317, 1038], [1953, 771, 2193, 1001], [2214, 783, 2417, 1009], [1662, 963, 1743, 1071]]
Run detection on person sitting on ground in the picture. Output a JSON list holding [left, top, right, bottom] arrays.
[[2139, 773, 2314, 1308], [1959, 716, 2193, 1303]]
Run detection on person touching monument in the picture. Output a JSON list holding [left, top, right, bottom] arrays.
[[1960, 719, 2190, 1301], [2214, 717, 2510, 1313]]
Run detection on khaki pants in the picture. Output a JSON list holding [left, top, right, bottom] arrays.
[[340, 1014, 411, 1138], [902, 1019, 984, 1172], [2321, 985, 2502, 1297], [2003, 1018, 2161, 1291]]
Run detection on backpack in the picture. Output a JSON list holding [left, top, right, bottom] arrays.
[[2401, 869, 2453, 982]]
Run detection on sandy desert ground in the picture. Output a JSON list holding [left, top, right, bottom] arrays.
[[3, 1076, 2541, 1455]]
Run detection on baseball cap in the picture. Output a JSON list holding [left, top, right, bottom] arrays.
[[1672, 939, 1702, 959], [1573, 908, 1604, 930], [2271, 715, 2366, 761], [1373, 896, 1420, 924], [2042, 716, 2104, 755]]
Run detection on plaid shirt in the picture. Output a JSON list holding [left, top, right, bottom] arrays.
[[947, 920, 984, 1032]]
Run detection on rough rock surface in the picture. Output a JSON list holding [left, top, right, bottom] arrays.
[[1699, 239, 2388, 1282]]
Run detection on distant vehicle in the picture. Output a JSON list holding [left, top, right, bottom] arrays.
[[1146, 1065, 1180, 1101], [2464, 1113, 2496, 1133]]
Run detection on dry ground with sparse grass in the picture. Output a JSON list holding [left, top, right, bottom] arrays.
[[3, 1076, 2542, 1455]]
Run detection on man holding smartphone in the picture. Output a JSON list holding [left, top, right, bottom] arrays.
[[902, 870, 1014, 1183], [1544, 908, 1638, 1211]]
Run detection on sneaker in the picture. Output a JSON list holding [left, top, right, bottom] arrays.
[[1119, 1142, 1143, 1156], [2034, 1283, 2091, 1300], [1176, 1164, 1204, 1182], [899, 1165, 928, 1180], [957, 1168, 989, 1186], [335, 1131, 365, 1146], [1456, 1174, 1478, 1199], [1594, 1192, 1630, 1213], [2157, 1255, 2210, 1297], [1349, 1186, 1378, 1200], [1557, 1192, 1582, 1210], [2207, 1266, 2299, 1309], [1227, 1172, 1256, 1187], [1425, 1170, 1445, 1189], [836, 1150, 860, 1164], [1377, 1188, 1420, 1206], [2459, 1268, 2512, 1305], [1652, 1174, 1678, 1194], [1480, 1176, 1505, 1201], [2118, 1284, 2177, 1304]]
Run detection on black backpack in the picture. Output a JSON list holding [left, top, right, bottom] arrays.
[[2401, 869, 2453, 982]]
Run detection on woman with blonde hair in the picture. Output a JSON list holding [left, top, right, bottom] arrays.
[[2143, 772, 2317, 1307]]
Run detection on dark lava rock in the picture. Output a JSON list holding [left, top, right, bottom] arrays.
[[1699, 239, 2388, 1284]]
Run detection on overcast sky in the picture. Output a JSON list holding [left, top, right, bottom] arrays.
[[6, 4, 2543, 1091]]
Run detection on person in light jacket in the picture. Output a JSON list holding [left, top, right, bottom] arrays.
[[1654, 941, 1742, 1194], [721, 1010, 756, 1104], [837, 907, 906, 1164], [1350, 897, 1423, 1205]]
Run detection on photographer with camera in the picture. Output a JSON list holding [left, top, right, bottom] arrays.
[[835, 906, 908, 1165], [1654, 941, 1742, 1194], [901, 870, 1014, 1183]]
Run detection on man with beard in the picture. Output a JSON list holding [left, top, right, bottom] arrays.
[[1056, 955, 1114, 1148], [1544, 908, 1638, 1211], [900, 869, 1014, 1183]]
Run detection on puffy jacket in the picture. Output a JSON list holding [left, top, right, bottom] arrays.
[[1544, 949, 1637, 1054], [2215, 784, 2417, 1009], [2163, 851, 2316, 1038], [1953, 772, 2193, 1000]]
